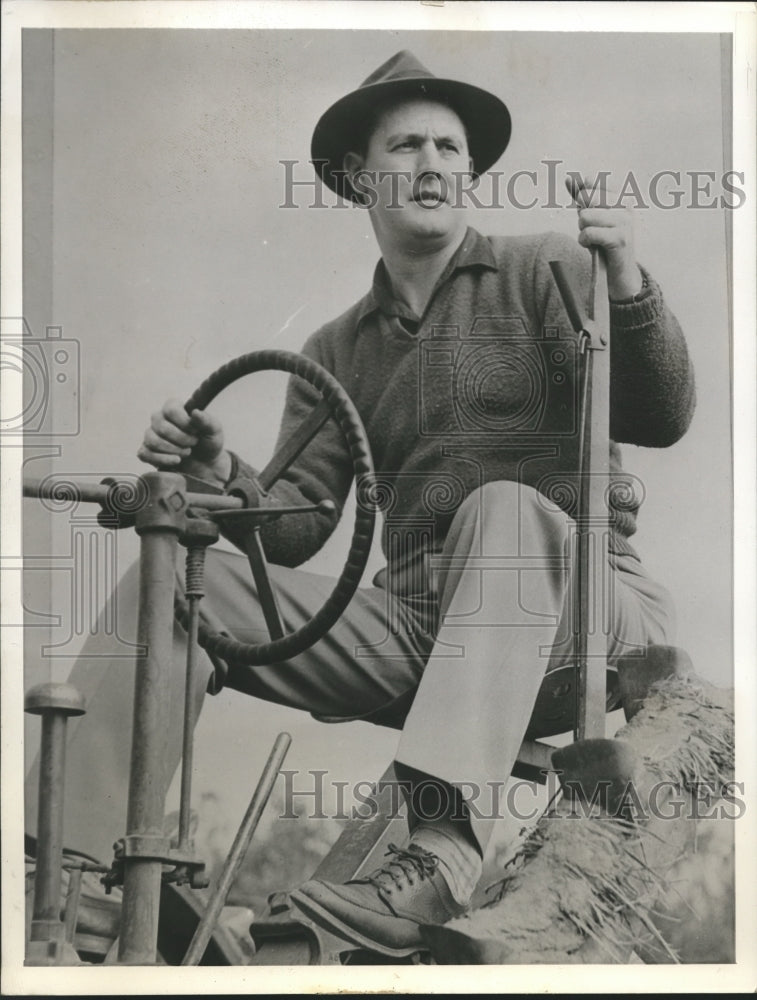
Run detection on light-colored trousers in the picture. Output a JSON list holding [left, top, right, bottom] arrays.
[[25, 481, 675, 860]]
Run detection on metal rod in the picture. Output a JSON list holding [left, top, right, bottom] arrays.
[[245, 528, 285, 640], [30, 712, 67, 940], [178, 531, 214, 850], [118, 473, 186, 965], [181, 732, 292, 966], [23, 476, 244, 513], [209, 499, 335, 521], [23, 476, 336, 522], [24, 683, 85, 959], [178, 593, 202, 849], [577, 248, 611, 740], [118, 530, 179, 963], [573, 347, 593, 741], [550, 249, 611, 742]]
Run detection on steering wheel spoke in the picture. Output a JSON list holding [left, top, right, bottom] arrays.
[[244, 529, 285, 641], [257, 397, 332, 492]]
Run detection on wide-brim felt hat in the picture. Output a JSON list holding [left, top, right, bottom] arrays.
[[312, 50, 511, 202]]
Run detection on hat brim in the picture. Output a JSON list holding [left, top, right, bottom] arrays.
[[311, 76, 511, 202]]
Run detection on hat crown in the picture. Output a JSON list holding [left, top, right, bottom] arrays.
[[359, 50, 435, 89], [312, 49, 511, 201]]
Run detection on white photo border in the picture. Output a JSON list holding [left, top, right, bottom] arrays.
[[1, 1, 755, 994]]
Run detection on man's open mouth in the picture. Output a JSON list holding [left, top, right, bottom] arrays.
[[413, 190, 446, 207]]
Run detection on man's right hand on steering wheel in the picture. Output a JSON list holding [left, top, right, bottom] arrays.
[[137, 399, 231, 485]]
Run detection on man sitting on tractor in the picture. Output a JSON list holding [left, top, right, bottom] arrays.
[[26, 50, 695, 957]]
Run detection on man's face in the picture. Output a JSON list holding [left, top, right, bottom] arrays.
[[347, 99, 473, 249]]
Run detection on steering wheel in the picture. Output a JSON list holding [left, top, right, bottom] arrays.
[[174, 349, 376, 666]]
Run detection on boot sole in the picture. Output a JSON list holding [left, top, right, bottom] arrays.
[[288, 888, 427, 959]]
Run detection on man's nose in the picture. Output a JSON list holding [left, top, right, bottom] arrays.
[[416, 138, 443, 173]]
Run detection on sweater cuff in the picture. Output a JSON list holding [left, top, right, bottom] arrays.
[[609, 265, 663, 331], [223, 450, 240, 487], [223, 450, 264, 490]]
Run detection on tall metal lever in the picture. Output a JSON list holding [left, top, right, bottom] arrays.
[[548, 248, 611, 741]]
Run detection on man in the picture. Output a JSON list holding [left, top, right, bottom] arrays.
[[27, 51, 695, 958]]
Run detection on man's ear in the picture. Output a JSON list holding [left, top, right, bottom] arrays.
[[462, 155, 477, 190], [343, 151, 363, 185], [344, 151, 369, 205]]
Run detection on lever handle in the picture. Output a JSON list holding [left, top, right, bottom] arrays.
[[209, 499, 335, 521]]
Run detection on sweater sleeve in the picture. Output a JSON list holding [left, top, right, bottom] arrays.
[[535, 232, 696, 448], [218, 332, 355, 567]]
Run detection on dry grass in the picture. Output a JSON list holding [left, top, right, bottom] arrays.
[[423, 675, 735, 964]]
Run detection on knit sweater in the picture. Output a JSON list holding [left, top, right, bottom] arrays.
[[224, 228, 696, 594]]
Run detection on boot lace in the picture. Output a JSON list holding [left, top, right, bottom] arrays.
[[364, 842, 439, 892]]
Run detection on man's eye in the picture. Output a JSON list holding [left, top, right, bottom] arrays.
[[441, 142, 460, 153]]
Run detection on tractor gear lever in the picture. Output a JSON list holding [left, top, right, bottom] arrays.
[[548, 249, 611, 741]]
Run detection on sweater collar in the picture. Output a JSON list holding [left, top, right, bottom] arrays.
[[356, 227, 498, 326]]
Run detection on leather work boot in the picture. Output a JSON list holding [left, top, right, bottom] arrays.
[[288, 842, 468, 957]]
